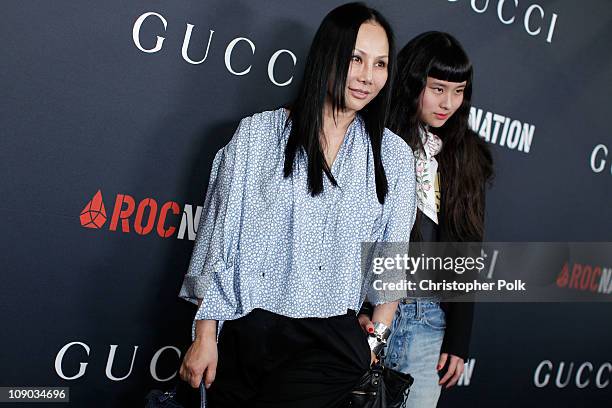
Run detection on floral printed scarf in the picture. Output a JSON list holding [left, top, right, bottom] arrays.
[[414, 127, 442, 224]]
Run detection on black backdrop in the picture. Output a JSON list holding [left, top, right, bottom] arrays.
[[1, 1, 611, 407]]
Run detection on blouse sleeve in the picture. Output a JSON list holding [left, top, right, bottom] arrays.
[[178, 117, 251, 319], [366, 137, 417, 305]]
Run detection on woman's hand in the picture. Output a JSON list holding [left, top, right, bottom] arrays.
[[179, 318, 218, 389], [358, 314, 378, 365], [437, 353, 464, 388], [180, 336, 218, 389], [358, 313, 375, 334]]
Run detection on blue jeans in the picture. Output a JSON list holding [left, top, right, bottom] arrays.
[[384, 299, 445, 408]]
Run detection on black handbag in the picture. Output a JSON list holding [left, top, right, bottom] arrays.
[[145, 387, 183, 408], [346, 359, 414, 408], [144, 379, 201, 408]]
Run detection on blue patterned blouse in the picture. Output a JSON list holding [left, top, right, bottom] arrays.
[[179, 108, 416, 321]]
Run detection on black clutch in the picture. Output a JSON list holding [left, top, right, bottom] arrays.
[[347, 361, 414, 408]]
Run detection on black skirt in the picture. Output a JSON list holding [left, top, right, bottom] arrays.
[[206, 308, 371, 408]]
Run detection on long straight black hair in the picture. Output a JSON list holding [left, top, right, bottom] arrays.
[[283, 2, 396, 204], [387, 31, 493, 241]]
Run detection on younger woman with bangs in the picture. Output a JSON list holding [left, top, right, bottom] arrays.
[[360, 31, 493, 407], [178, 3, 416, 407]]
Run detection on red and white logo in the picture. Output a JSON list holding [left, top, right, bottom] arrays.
[[79, 190, 202, 240], [556, 262, 612, 295]]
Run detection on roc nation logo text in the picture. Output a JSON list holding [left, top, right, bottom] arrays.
[[556, 262, 612, 295], [469, 106, 535, 153], [79, 190, 201, 240]]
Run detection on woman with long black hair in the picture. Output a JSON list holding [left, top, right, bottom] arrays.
[[360, 31, 493, 407], [178, 3, 416, 407]]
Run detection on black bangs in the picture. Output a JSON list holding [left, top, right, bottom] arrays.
[[427, 39, 472, 83], [428, 54, 472, 83]]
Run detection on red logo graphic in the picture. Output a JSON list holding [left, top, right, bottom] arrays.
[[80, 190, 107, 228], [556, 261, 612, 295], [79, 190, 201, 240]]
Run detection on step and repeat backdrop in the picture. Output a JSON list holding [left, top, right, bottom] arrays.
[[2, 0, 611, 406]]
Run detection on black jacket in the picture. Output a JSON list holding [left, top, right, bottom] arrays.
[[431, 211, 475, 361]]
